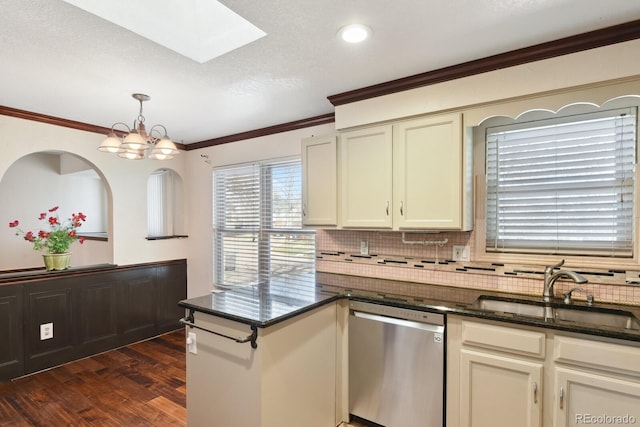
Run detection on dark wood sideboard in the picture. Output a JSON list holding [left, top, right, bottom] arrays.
[[0, 259, 187, 381]]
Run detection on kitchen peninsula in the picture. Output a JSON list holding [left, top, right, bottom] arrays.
[[179, 277, 342, 427], [180, 272, 640, 427]]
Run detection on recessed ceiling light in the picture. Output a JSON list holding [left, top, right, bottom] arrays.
[[338, 24, 372, 43]]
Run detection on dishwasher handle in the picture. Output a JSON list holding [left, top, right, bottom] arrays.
[[353, 310, 445, 334]]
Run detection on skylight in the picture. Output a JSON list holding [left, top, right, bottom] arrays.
[[62, 0, 266, 63]]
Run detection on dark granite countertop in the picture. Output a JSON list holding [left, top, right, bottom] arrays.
[[179, 272, 640, 342], [178, 276, 341, 328]]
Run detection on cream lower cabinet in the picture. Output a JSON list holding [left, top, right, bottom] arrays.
[[460, 349, 543, 427], [448, 316, 544, 427], [552, 335, 640, 427], [448, 315, 640, 427]]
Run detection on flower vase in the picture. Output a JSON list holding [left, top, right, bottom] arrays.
[[43, 253, 71, 271]]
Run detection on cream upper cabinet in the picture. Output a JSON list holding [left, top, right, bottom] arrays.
[[302, 135, 338, 226], [340, 125, 393, 228], [339, 112, 471, 230], [394, 113, 466, 229]]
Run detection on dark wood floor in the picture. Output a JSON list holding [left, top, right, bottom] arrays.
[[0, 329, 186, 426]]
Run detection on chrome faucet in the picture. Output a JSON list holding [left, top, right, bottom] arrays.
[[543, 260, 588, 302]]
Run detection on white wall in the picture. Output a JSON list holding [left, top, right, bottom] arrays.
[[0, 115, 188, 269], [184, 123, 336, 298]]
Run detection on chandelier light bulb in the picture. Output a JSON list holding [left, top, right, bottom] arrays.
[[98, 93, 181, 160]]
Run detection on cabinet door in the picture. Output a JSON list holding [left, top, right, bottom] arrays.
[[302, 135, 338, 226], [460, 349, 542, 427], [553, 367, 640, 427], [395, 113, 463, 229], [340, 125, 393, 228]]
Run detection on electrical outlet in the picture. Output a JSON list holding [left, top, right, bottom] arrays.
[[187, 332, 197, 354], [360, 240, 369, 255], [452, 245, 470, 261], [40, 323, 53, 340]]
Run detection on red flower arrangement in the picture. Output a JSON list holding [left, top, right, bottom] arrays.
[[9, 206, 87, 254]]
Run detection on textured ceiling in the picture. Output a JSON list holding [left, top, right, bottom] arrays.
[[2, 0, 640, 144]]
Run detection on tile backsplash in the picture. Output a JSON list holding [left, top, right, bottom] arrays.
[[315, 229, 640, 306]]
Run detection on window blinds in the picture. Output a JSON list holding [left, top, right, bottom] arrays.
[[486, 108, 637, 257], [147, 169, 174, 237], [213, 158, 316, 287]]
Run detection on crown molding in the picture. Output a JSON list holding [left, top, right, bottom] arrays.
[[185, 113, 335, 150], [327, 19, 640, 106]]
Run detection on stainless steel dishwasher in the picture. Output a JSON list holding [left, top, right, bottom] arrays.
[[349, 300, 445, 427]]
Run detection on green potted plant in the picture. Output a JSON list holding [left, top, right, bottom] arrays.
[[8, 206, 87, 270]]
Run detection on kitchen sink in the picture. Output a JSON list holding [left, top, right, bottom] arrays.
[[554, 306, 640, 330], [472, 297, 546, 318], [472, 296, 640, 331]]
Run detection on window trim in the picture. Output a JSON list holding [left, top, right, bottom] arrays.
[[473, 99, 640, 270], [485, 107, 636, 257]]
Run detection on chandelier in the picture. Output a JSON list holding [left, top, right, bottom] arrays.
[[98, 93, 180, 160]]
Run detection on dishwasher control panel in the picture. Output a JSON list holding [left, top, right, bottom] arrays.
[[349, 300, 444, 326]]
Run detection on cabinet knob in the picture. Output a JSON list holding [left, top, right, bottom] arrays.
[[533, 382, 538, 404], [559, 386, 564, 409], [400, 201, 404, 216], [302, 204, 306, 217], [386, 201, 389, 216]]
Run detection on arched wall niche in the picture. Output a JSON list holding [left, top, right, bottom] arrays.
[[0, 151, 113, 270], [147, 168, 185, 238]]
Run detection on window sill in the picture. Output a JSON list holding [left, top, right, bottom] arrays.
[[77, 232, 108, 242], [146, 235, 189, 241]]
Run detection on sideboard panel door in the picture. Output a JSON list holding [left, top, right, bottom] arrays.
[[0, 285, 23, 380], [24, 282, 75, 374]]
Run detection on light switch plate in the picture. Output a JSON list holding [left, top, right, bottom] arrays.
[[360, 240, 369, 255]]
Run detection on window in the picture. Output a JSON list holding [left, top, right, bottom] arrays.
[[213, 158, 315, 287], [486, 108, 636, 257]]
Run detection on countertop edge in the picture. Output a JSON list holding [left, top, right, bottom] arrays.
[[178, 293, 342, 328], [179, 289, 640, 343]]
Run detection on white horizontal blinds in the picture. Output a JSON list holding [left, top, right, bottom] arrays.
[[213, 158, 315, 287], [486, 108, 636, 256], [214, 164, 260, 286], [147, 170, 173, 237], [265, 161, 315, 283]]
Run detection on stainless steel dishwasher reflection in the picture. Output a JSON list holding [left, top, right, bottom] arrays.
[[349, 300, 445, 427]]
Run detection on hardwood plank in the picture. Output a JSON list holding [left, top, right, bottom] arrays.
[[0, 330, 186, 426], [148, 396, 187, 424]]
